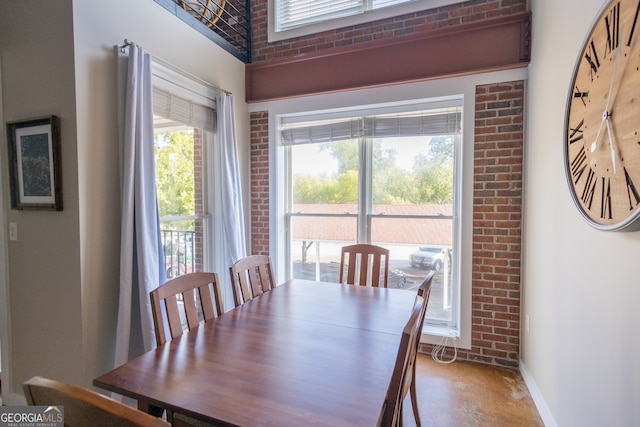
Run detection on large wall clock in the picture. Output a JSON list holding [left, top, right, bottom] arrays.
[[565, 0, 640, 231]]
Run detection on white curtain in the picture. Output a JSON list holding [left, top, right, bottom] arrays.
[[216, 93, 247, 307], [114, 44, 165, 367]]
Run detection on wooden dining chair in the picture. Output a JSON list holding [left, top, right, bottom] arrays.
[[150, 272, 224, 347], [23, 376, 170, 427], [380, 294, 426, 427], [339, 243, 390, 287], [149, 272, 225, 426], [407, 270, 435, 426], [229, 254, 276, 307]]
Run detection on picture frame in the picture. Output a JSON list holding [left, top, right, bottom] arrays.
[[6, 116, 62, 211]]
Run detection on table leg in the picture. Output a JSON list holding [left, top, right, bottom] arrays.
[[137, 400, 167, 419]]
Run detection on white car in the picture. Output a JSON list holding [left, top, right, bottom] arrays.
[[409, 246, 449, 271]]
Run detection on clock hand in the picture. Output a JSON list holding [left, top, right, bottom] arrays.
[[605, 118, 616, 174], [591, 111, 607, 153], [607, 24, 640, 111], [591, 32, 623, 153], [606, 35, 622, 112]]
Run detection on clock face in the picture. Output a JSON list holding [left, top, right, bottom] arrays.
[[565, 0, 640, 231]]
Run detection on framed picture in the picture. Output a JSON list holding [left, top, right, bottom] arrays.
[[6, 116, 62, 210]]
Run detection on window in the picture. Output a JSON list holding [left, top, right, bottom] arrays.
[[270, 0, 464, 41], [153, 122, 204, 279], [151, 61, 217, 281], [276, 0, 411, 31], [151, 60, 242, 310], [280, 98, 462, 335]]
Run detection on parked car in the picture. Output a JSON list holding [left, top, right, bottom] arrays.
[[164, 248, 195, 279], [409, 246, 450, 271], [389, 269, 407, 288]]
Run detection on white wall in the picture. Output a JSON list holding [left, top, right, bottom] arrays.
[[0, 0, 83, 403], [523, 0, 640, 426], [0, 0, 248, 402]]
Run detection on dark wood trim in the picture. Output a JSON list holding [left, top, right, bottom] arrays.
[[246, 12, 531, 103]]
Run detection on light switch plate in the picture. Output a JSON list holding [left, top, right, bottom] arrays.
[[9, 222, 17, 241]]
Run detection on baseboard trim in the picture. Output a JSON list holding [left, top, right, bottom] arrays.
[[519, 360, 557, 427]]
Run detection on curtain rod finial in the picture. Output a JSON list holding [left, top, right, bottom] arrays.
[[120, 39, 133, 53]]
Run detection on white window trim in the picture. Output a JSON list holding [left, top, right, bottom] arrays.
[[248, 67, 528, 351], [150, 60, 241, 308], [281, 98, 463, 333], [152, 60, 218, 111], [268, 0, 465, 43]]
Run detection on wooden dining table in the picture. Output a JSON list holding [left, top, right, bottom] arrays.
[[94, 279, 417, 427]]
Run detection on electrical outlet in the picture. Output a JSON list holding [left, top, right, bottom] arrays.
[[9, 222, 17, 241]]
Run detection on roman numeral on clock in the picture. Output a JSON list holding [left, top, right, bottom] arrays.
[[624, 166, 640, 209], [570, 145, 588, 183], [627, 0, 640, 46], [574, 88, 589, 106], [570, 146, 597, 210], [585, 40, 601, 80], [606, 2, 621, 55], [581, 168, 597, 209], [569, 119, 585, 143], [601, 176, 612, 219]]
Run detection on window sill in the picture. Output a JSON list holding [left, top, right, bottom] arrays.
[[422, 323, 459, 339]]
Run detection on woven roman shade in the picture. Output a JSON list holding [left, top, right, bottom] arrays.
[[280, 108, 462, 146]]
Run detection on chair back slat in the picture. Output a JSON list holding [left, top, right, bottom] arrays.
[[229, 255, 276, 307], [257, 264, 273, 294], [339, 244, 390, 288], [164, 294, 184, 340], [150, 272, 224, 346], [249, 265, 263, 296], [202, 279, 222, 320], [183, 288, 201, 330]]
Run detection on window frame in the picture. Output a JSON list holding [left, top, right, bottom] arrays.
[[277, 96, 464, 339], [150, 60, 238, 309], [268, 0, 464, 42], [153, 124, 211, 277]]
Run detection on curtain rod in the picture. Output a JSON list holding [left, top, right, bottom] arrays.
[[119, 39, 231, 96]]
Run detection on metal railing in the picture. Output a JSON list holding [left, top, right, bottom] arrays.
[[169, 0, 251, 63], [161, 229, 196, 278]]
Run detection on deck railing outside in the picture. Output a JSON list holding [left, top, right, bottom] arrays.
[[161, 229, 196, 278]]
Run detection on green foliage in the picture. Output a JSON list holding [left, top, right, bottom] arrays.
[[294, 170, 358, 203], [428, 136, 454, 162], [319, 140, 359, 173], [413, 161, 454, 204], [293, 136, 455, 205], [155, 131, 195, 228]]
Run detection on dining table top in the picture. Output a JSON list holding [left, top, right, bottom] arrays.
[[94, 279, 417, 427]]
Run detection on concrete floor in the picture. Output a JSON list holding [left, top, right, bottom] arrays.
[[404, 354, 544, 427]]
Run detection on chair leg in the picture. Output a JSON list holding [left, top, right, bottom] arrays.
[[410, 367, 421, 426]]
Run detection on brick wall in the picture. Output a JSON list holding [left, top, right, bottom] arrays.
[[468, 81, 524, 367], [251, 0, 527, 62], [420, 81, 524, 368], [249, 81, 525, 368], [250, 112, 270, 255]]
